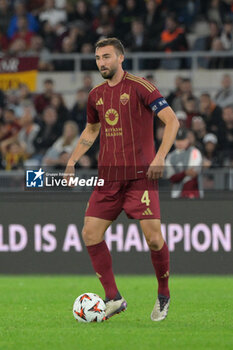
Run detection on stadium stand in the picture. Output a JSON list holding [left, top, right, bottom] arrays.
[[0, 0, 232, 192]]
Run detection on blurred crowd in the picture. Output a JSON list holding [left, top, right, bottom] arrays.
[[155, 73, 233, 169], [0, 75, 99, 170], [0, 72, 232, 172], [0, 0, 233, 70]]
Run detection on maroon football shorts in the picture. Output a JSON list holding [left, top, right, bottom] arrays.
[[85, 177, 160, 221]]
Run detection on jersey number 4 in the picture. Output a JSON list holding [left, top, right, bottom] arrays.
[[141, 190, 150, 206]]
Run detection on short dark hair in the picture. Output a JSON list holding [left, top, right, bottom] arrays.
[[44, 78, 53, 85], [95, 37, 124, 55]]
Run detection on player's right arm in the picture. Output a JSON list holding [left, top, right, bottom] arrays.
[[64, 122, 100, 183]]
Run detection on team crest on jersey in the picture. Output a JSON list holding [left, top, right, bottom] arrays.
[[120, 93, 129, 105], [105, 108, 119, 126]]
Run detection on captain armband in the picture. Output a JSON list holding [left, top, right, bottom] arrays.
[[149, 97, 169, 114]]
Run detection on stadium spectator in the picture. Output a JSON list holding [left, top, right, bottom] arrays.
[[53, 22, 69, 52], [166, 76, 183, 106], [82, 74, 94, 93], [220, 17, 233, 50], [217, 104, 233, 162], [80, 42, 97, 70], [0, 108, 21, 142], [159, 14, 188, 69], [125, 19, 150, 52], [67, 0, 93, 28], [176, 110, 187, 129], [199, 93, 222, 132], [204, 20, 221, 50], [11, 16, 35, 48], [205, 0, 223, 25], [33, 106, 62, 156], [114, 0, 140, 40], [191, 116, 207, 147], [92, 3, 115, 33], [143, 0, 164, 43], [40, 20, 57, 52], [164, 0, 198, 27], [1, 140, 26, 170], [94, 22, 114, 42], [215, 74, 233, 108], [68, 23, 89, 52], [208, 37, 233, 68], [50, 93, 69, 126], [202, 133, 222, 168], [165, 128, 203, 199], [28, 35, 53, 71], [17, 108, 40, 158], [186, 129, 197, 148], [8, 37, 27, 55], [7, 0, 39, 39], [171, 78, 198, 112], [39, 0, 67, 28], [193, 20, 220, 66], [43, 120, 79, 166], [183, 96, 199, 128], [13, 84, 36, 120], [0, 0, 13, 35], [53, 36, 75, 71], [69, 88, 88, 133], [34, 78, 55, 115]]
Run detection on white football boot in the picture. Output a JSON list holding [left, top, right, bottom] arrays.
[[105, 297, 127, 319], [151, 295, 170, 321]]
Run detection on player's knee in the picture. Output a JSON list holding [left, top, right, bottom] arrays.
[[146, 234, 163, 250], [82, 225, 94, 245]]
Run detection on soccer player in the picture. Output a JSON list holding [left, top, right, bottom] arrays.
[[64, 38, 179, 321]]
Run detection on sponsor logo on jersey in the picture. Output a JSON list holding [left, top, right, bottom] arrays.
[[105, 108, 119, 126], [96, 97, 103, 105], [120, 93, 130, 105]]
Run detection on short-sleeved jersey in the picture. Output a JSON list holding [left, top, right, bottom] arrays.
[[87, 71, 169, 181]]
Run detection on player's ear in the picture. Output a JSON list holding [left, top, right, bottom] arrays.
[[119, 54, 124, 64]]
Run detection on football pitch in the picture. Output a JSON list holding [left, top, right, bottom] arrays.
[[0, 276, 232, 350]]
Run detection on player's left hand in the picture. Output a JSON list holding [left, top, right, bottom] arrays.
[[147, 156, 165, 180]]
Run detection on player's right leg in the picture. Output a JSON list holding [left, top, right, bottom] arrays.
[[82, 216, 127, 319]]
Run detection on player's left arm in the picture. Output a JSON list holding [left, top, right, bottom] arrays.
[[147, 107, 180, 180]]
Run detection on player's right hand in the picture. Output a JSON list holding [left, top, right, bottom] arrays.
[[63, 163, 76, 187]]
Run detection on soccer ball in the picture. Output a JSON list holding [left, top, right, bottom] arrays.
[[73, 293, 106, 323]]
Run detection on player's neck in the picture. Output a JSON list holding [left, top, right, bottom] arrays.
[[107, 68, 125, 87]]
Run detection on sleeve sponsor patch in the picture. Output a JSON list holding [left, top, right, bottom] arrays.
[[149, 97, 169, 113]]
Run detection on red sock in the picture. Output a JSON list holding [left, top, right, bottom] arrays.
[[150, 242, 170, 298], [86, 240, 119, 300]]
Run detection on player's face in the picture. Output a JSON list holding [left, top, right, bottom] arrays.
[[95, 46, 123, 79]]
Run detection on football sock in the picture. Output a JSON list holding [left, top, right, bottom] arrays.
[[150, 242, 170, 298], [86, 240, 119, 300]]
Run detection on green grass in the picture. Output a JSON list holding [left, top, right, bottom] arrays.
[[0, 276, 232, 350]]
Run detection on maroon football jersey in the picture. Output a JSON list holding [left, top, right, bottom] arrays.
[[87, 71, 169, 181]]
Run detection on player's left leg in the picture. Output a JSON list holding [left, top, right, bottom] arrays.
[[140, 219, 170, 321]]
